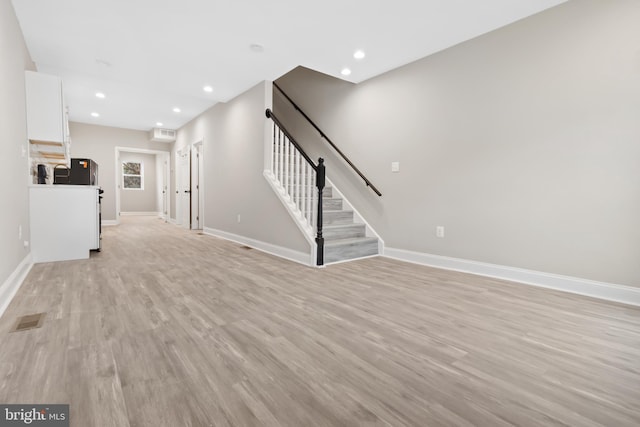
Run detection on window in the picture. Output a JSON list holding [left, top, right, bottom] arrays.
[[122, 161, 143, 190]]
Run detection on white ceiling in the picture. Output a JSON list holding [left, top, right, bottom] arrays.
[[12, 0, 566, 131]]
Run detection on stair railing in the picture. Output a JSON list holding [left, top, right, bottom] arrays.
[[273, 82, 382, 197], [266, 109, 325, 266]]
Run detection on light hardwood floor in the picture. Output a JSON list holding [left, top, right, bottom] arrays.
[[1, 216, 639, 426]]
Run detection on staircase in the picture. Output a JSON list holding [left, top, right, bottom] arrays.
[[321, 184, 379, 263], [265, 108, 381, 266]]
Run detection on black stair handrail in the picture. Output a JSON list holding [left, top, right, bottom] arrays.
[[266, 108, 325, 266], [273, 82, 382, 197]]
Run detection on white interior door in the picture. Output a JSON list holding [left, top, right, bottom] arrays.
[[178, 149, 191, 228], [162, 158, 168, 219], [191, 143, 203, 229]]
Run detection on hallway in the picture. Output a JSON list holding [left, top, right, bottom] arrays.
[[1, 216, 639, 426]]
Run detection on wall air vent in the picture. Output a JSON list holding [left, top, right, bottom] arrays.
[[150, 128, 176, 142]]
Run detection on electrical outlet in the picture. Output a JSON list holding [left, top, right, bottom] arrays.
[[23, 240, 29, 248], [436, 226, 445, 238], [237, 214, 241, 223], [391, 162, 400, 173], [18, 225, 22, 240]]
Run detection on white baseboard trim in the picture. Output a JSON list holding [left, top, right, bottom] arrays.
[[120, 212, 161, 216], [0, 254, 34, 318], [385, 248, 640, 307], [102, 220, 118, 226], [203, 227, 311, 266], [167, 217, 178, 225]]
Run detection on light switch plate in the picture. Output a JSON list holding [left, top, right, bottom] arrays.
[[391, 162, 400, 173]]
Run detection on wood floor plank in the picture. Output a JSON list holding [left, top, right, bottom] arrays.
[[65, 342, 130, 427], [1, 216, 639, 426]]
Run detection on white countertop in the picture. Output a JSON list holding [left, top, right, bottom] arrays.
[[29, 184, 100, 190]]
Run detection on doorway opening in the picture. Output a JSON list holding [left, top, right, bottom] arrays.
[[114, 147, 170, 225]]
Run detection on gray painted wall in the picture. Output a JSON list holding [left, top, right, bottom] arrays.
[[275, 0, 640, 287], [69, 122, 170, 221], [174, 81, 309, 253], [0, 1, 35, 286], [120, 152, 158, 213]]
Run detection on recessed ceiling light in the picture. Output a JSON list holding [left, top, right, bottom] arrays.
[[95, 92, 105, 99], [249, 43, 264, 53], [173, 107, 181, 113], [341, 68, 352, 76], [91, 112, 100, 117], [203, 85, 213, 93], [354, 50, 366, 60], [156, 122, 163, 127]]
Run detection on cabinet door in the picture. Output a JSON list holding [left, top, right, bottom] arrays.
[[25, 71, 64, 143]]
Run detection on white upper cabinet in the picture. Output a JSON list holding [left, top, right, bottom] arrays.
[[25, 71, 70, 166]]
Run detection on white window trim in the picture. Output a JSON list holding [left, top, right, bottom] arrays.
[[122, 161, 144, 190]]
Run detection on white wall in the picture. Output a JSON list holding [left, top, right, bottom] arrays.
[[173, 81, 309, 253], [275, 0, 640, 287], [0, 0, 36, 305], [120, 151, 157, 213], [69, 122, 170, 221]]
